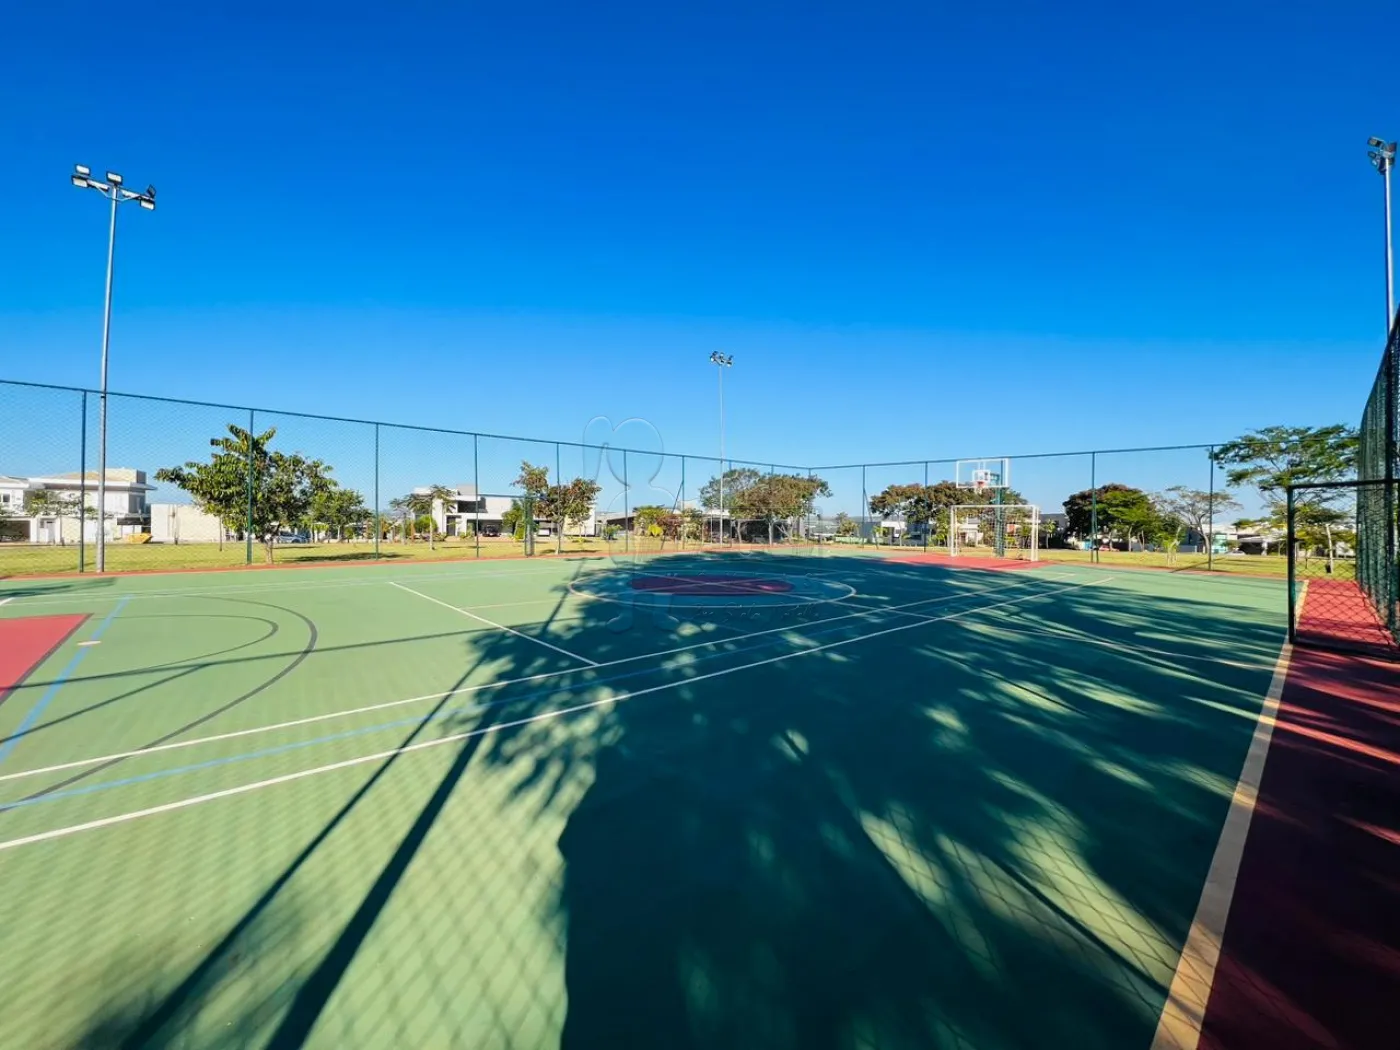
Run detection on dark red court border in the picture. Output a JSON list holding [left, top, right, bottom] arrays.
[[884, 552, 1041, 571], [0, 614, 90, 708], [1198, 588, 1400, 1049], [628, 574, 795, 595]]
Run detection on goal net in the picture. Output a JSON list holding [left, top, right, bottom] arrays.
[[948, 504, 1040, 561]]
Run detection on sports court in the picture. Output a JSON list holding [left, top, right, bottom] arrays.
[[0, 546, 1292, 1049]]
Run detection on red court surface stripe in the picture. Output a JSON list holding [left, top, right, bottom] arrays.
[[1196, 599, 1400, 1048], [0, 614, 90, 707]]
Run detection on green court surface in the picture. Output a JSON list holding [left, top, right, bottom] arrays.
[[0, 551, 1285, 1049]]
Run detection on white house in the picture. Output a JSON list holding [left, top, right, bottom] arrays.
[[0, 469, 153, 544], [430, 484, 597, 538]]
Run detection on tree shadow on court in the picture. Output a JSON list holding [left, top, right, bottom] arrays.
[[449, 555, 1289, 1049], [37, 553, 1292, 1048], [50, 559, 596, 1049], [0, 576, 119, 597], [67, 890, 312, 1049]]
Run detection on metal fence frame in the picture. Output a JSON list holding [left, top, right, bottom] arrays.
[[2, 377, 1242, 574]]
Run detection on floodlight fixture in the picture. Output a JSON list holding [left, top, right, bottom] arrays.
[[71, 174, 87, 187], [1368, 136, 1396, 338], [75, 164, 91, 177], [106, 171, 122, 185], [139, 197, 154, 211]]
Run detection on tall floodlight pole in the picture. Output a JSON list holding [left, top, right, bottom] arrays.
[[709, 352, 733, 544], [1371, 138, 1397, 335], [70, 165, 156, 572]]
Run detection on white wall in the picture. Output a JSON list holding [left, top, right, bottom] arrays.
[[149, 503, 226, 543]]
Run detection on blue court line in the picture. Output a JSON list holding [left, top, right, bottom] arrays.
[[0, 598, 130, 767], [0, 581, 1017, 813]]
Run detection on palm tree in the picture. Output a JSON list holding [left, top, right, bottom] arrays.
[[391, 485, 454, 550]]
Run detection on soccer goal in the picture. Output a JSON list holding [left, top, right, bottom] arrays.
[[948, 503, 1041, 561]]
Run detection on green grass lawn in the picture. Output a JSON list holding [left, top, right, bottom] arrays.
[[0, 532, 1338, 581], [0, 535, 754, 576]]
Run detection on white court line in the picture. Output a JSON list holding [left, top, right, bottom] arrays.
[[0, 571, 1056, 784], [390, 582, 601, 667], [0, 597, 12, 607], [0, 575, 1112, 853]]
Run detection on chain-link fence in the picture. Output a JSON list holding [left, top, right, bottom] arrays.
[[1350, 311, 1400, 649], [1287, 480, 1393, 655], [0, 378, 1257, 578]]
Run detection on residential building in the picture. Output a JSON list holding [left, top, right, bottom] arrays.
[[428, 484, 600, 538], [0, 469, 153, 544]]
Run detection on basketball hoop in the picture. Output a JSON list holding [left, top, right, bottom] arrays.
[[972, 478, 988, 496]]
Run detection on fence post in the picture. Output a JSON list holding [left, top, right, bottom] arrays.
[[556, 442, 563, 554], [78, 391, 88, 573], [861, 464, 868, 546], [623, 450, 630, 554], [1286, 485, 1297, 645], [1387, 331, 1398, 637], [372, 423, 381, 559], [923, 461, 929, 551], [473, 434, 481, 559], [1090, 452, 1098, 564], [245, 409, 256, 565], [680, 455, 687, 551], [1207, 446, 1215, 572]]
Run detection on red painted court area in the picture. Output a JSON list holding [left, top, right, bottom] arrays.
[[1200, 582, 1400, 1049], [0, 614, 88, 706], [627, 573, 795, 595], [1294, 578, 1397, 656]]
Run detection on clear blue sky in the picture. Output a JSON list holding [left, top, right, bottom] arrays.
[[2, 2, 1396, 514]]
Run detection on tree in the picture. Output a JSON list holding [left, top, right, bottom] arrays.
[[698, 467, 763, 512], [389, 486, 452, 549], [309, 485, 370, 542], [869, 480, 999, 546], [633, 505, 669, 534], [1063, 483, 1150, 547], [155, 424, 331, 563], [546, 476, 602, 552], [1294, 504, 1351, 573], [834, 512, 857, 538], [1154, 486, 1241, 551], [680, 507, 705, 542], [514, 461, 600, 553], [1211, 425, 1358, 513], [725, 473, 831, 544], [501, 500, 525, 538]]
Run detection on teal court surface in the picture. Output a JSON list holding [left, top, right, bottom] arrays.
[[0, 550, 1288, 1049]]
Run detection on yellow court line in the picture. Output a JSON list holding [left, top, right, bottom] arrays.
[[1149, 616, 1296, 1049]]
